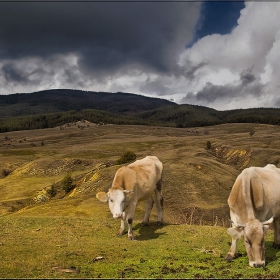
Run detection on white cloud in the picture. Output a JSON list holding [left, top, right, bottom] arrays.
[[177, 2, 280, 110]]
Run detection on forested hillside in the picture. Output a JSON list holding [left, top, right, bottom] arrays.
[[0, 89, 174, 116], [1, 89, 280, 132]]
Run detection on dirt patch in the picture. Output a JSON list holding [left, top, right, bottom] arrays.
[[211, 145, 251, 170]]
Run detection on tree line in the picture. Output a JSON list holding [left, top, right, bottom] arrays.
[[1, 106, 280, 133]]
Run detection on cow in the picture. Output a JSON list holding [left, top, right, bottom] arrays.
[[96, 156, 163, 240], [225, 164, 280, 267]]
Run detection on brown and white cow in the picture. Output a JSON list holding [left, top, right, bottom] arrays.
[[96, 156, 163, 240], [226, 164, 280, 267]]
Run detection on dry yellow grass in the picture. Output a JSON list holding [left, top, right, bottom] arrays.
[[1, 122, 280, 226]]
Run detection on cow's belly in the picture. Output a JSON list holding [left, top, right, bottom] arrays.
[[261, 189, 280, 220], [136, 187, 155, 202], [138, 192, 154, 202]]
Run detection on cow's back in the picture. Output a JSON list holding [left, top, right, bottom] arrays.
[[228, 164, 280, 223], [128, 156, 162, 178], [113, 156, 162, 200]]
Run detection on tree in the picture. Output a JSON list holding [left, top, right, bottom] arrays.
[[62, 173, 74, 193], [249, 129, 255, 137]]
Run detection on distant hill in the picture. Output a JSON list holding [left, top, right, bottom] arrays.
[[0, 89, 175, 116], [0, 89, 280, 132]]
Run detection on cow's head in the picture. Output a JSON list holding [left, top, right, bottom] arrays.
[[96, 189, 134, 218], [228, 217, 273, 267]]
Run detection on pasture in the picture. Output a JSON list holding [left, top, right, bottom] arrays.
[[1, 122, 280, 278]]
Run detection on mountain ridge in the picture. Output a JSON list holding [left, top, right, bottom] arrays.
[[0, 89, 176, 116], [0, 89, 280, 132]]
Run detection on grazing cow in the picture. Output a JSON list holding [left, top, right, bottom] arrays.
[[96, 156, 163, 240], [225, 164, 280, 267]]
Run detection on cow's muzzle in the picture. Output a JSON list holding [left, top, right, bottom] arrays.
[[113, 213, 123, 218]]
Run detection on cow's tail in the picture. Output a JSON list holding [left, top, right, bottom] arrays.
[[155, 160, 163, 192]]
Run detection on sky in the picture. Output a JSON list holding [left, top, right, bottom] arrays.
[[0, 0, 280, 111]]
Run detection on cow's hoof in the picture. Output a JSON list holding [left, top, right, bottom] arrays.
[[128, 235, 134, 240], [156, 221, 163, 226], [272, 242, 280, 249], [225, 254, 233, 262], [141, 221, 148, 226]]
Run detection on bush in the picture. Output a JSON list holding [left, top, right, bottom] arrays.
[[116, 151, 137, 165], [206, 141, 211, 150], [46, 183, 57, 197], [1, 169, 11, 178], [62, 173, 74, 193]]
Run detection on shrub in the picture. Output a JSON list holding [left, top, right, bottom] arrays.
[[62, 173, 74, 193], [116, 151, 136, 165], [46, 183, 56, 197], [1, 169, 11, 178], [206, 141, 211, 150]]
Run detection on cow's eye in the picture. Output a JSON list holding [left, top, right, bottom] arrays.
[[245, 239, 250, 244], [110, 199, 113, 203]]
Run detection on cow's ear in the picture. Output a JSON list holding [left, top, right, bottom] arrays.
[[123, 190, 134, 200], [96, 192, 108, 203], [227, 227, 244, 239], [263, 217, 274, 234]]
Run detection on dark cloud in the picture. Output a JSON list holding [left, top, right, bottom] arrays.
[[0, 1, 200, 76], [275, 98, 280, 107], [181, 76, 264, 106], [140, 76, 171, 96], [2, 63, 26, 82], [182, 62, 207, 80], [240, 68, 255, 85], [192, 82, 238, 103], [1, 60, 49, 87], [186, 69, 262, 103]]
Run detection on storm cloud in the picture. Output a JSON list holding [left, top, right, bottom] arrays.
[[1, 1, 280, 110], [0, 1, 200, 86]]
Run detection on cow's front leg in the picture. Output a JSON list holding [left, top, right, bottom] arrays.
[[126, 202, 137, 240], [225, 237, 238, 262], [127, 217, 134, 240], [117, 218, 126, 236]]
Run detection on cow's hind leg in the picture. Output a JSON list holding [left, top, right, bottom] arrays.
[[142, 196, 154, 226], [155, 180, 163, 225], [273, 217, 280, 248]]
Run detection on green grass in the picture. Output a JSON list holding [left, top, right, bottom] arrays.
[[0, 215, 280, 279]]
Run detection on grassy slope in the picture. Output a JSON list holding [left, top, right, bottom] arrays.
[[1, 122, 280, 278]]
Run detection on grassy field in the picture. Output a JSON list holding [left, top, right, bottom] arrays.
[[1, 122, 280, 278], [1, 215, 280, 278]]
